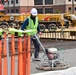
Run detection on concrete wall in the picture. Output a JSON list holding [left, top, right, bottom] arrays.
[[54, 0, 76, 5], [19, 0, 34, 6], [53, 0, 65, 5]]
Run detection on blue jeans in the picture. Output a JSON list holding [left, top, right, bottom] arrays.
[[31, 35, 40, 58]]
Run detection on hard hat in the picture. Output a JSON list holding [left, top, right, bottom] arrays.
[[30, 8, 38, 16], [47, 48, 58, 53]]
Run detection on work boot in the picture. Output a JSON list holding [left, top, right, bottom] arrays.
[[32, 57, 41, 61]]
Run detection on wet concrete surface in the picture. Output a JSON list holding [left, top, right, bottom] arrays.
[[31, 48, 76, 74], [31, 40, 76, 74], [10, 48, 76, 75]]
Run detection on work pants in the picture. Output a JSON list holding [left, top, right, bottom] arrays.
[[31, 35, 40, 58]]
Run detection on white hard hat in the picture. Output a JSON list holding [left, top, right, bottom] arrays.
[[30, 8, 38, 16], [47, 48, 58, 53]]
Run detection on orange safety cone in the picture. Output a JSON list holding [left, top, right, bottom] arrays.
[[27, 36, 31, 75], [23, 34, 27, 75], [3, 33, 8, 75], [0, 36, 2, 75], [18, 36, 23, 75], [11, 34, 15, 75]]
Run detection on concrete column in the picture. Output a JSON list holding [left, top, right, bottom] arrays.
[[72, 0, 74, 14]]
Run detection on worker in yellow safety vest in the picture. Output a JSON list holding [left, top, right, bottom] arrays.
[[21, 8, 42, 60]]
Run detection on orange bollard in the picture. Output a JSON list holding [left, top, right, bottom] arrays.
[[0, 36, 2, 75], [18, 36, 23, 75], [11, 34, 15, 75], [23, 34, 27, 75], [3, 33, 8, 75], [27, 36, 31, 75]]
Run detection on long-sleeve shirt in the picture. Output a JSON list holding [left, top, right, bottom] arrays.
[[21, 17, 40, 33]]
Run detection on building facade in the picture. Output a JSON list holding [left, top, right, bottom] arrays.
[[4, 0, 76, 14]]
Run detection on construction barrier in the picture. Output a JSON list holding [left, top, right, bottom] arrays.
[[0, 28, 32, 75]]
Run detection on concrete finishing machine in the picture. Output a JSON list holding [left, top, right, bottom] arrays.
[[33, 34, 69, 71]]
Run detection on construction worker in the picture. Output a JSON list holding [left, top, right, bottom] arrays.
[[21, 8, 42, 60]]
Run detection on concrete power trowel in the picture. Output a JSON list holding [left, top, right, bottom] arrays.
[[34, 34, 69, 71]]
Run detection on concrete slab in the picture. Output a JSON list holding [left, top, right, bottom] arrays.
[[31, 48, 76, 74], [2, 48, 76, 75], [31, 67, 76, 75]]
